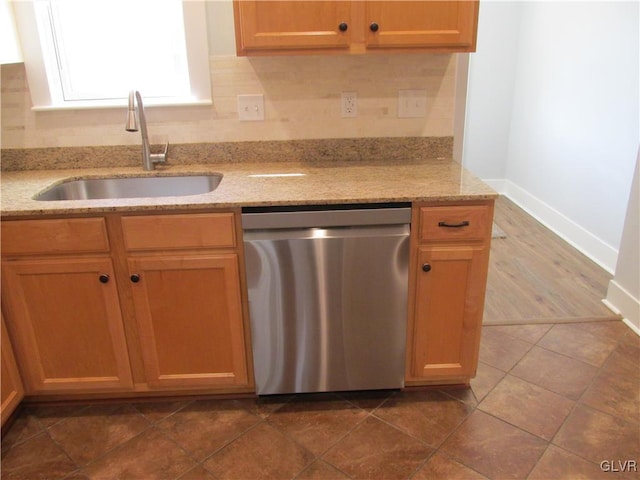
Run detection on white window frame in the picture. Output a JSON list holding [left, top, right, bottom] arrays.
[[11, 0, 211, 110]]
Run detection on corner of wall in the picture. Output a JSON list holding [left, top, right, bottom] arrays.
[[453, 53, 470, 164], [605, 149, 640, 334], [603, 281, 640, 335], [503, 180, 618, 273]]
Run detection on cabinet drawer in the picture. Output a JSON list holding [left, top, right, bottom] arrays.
[[122, 213, 236, 251], [1, 218, 109, 255], [419, 206, 490, 242]]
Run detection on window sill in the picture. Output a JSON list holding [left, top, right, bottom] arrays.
[[31, 97, 212, 112]]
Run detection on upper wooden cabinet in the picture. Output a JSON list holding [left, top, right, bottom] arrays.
[[235, 1, 352, 52], [364, 1, 478, 50], [234, 0, 479, 55]]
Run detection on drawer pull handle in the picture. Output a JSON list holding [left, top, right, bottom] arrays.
[[99, 274, 110, 283], [438, 221, 470, 228], [370, 22, 379, 32], [422, 263, 431, 272], [338, 22, 348, 32], [130, 274, 141, 283]]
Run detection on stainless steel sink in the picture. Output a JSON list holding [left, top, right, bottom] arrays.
[[34, 174, 223, 201]]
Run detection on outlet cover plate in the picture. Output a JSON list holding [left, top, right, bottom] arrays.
[[238, 94, 265, 121], [398, 90, 427, 118], [341, 92, 357, 118]]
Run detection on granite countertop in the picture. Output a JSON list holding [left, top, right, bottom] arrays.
[[0, 158, 497, 218]]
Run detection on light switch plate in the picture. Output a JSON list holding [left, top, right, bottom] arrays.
[[398, 90, 427, 118], [238, 94, 265, 121]]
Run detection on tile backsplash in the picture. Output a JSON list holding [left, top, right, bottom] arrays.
[[1, 53, 456, 149]]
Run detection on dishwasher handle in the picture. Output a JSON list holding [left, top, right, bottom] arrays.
[[242, 207, 411, 230], [243, 223, 410, 242]]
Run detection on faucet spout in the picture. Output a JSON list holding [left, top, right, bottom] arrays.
[[125, 90, 167, 171]]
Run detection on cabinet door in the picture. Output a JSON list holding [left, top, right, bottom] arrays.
[[365, 1, 479, 50], [128, 254, 250, 389], [235, 1, 351, 53], [409, 245, 487, 379], [1, 313, 24, 425], [1, 258, 133, 394]]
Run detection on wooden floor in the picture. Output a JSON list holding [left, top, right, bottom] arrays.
[[483, 196, 620, 325]]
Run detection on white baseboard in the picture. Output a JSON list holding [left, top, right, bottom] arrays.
[[604, 280, 640, 335], [498, 180, 618, 273], [481, 176, 635, 333], [622, 318, 640, 336]]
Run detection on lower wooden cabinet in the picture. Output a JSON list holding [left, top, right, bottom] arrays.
[[409, 245, 488, 379], [1, 202, 493, 400], [1, 211, 252, 398], [1, 257, 133, 394], [2, 313, 24, 425], [406, 202, 494, 385], [128, 254, 250, 389]]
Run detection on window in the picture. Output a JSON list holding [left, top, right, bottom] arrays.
[[12, 0, 211, 109]]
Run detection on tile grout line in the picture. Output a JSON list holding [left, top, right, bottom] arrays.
[[58, 408, 157, 477], [339, 400, 438, 480], [369, 390, 474, 449], [474, 329, 538, 401], [532, 323, 635, 471], [468, 327, 571, 477], [497, 320, 639, 474], [154, 395, 293, 474], [276, 390, 401, 479], [305, 394, 389, 468], [186, 400, 277, 467], [533, 322, 637, 426], [400, 390, 484, 480], [416, 327, 544, 476], [1, 402, 92, 454], [535, 324, 621, 368], [195, 419, 268, 479], [292, 458, 354, 480]]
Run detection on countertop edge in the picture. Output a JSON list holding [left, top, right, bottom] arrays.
[[0, 195, 499, 218], [1, 159, 498, 218]]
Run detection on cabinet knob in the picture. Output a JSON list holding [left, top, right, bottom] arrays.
[[370, 22, 379, 32], [338, 22, 348, 32], [99, 274, 110, 283], [422, 264, 432, 273], [130, 274, 141, 283]]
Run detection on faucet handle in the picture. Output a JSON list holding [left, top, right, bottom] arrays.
[[150, 142, 169, 165]]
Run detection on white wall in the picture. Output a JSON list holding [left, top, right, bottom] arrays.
[[0, 0, 22, 64], [463, 1, 521, 181], [205, 0, 236, 56], [464, 1, 639, 274], [507, 1, 638, 271], [606, 152, 640, 333]]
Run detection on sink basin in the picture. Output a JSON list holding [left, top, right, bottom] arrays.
[[34, 174, 223, 201]]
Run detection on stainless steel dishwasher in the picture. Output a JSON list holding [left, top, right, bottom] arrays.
[[242, 204, 411, 395]]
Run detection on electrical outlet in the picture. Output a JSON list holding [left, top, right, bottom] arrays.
[[238, 94, 265, 121], [398, 90, 427, 118], [341, 92, 357, 118]]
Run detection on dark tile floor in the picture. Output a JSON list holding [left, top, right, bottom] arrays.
[[2, 320, 639, 480]]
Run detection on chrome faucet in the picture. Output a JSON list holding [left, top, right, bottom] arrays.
[[125, 90, 168, 171]]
